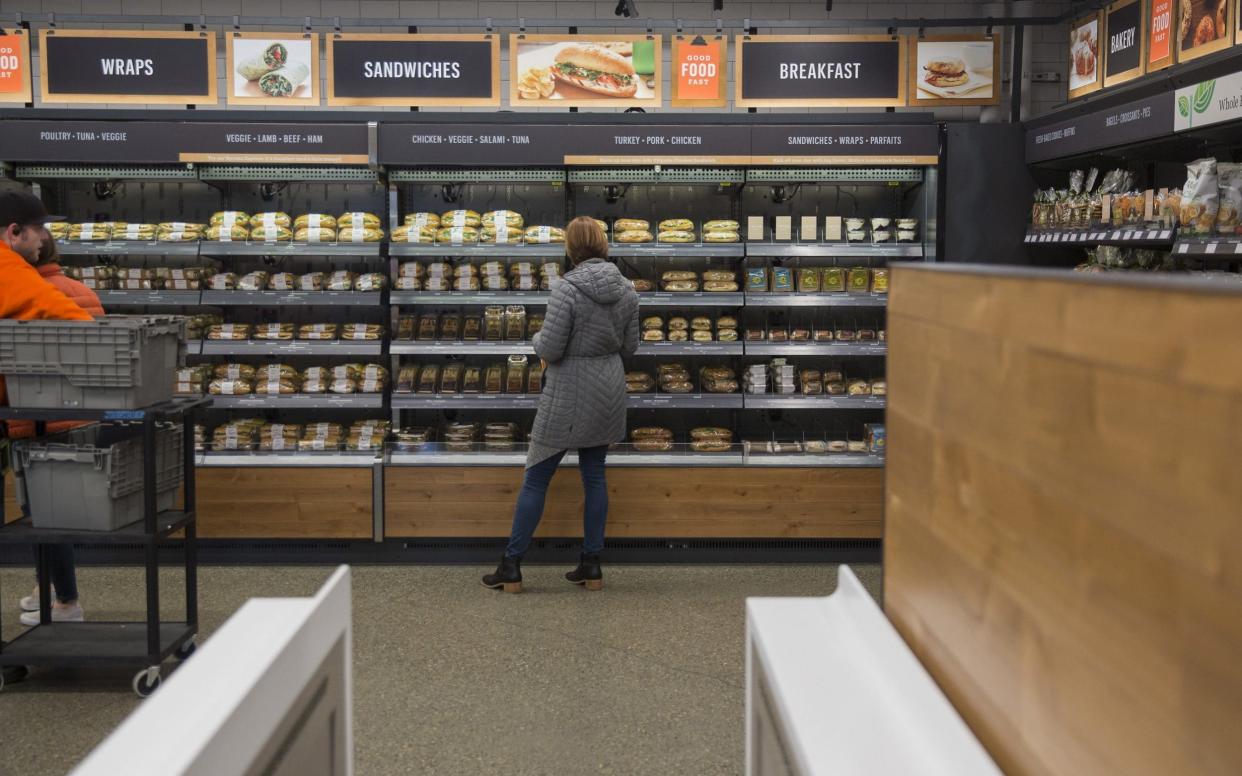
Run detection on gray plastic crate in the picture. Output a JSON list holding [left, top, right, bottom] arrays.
[[12, 423, 184, 531], [0, 315, 185, 409]]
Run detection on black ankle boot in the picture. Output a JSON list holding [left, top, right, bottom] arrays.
[[565, 553, 603, 590], [481, 555, 523, 593]]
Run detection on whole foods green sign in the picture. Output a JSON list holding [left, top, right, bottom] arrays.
[[1174, 70, 1241, 131]]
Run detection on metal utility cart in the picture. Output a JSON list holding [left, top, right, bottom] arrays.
[[0, 398, 207, 697]]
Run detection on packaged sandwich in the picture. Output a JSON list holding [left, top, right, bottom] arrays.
[[68, 222, 113, 241], [294, 227, 337, 243], [250, 212, 292, 229], [209, 211, 250, 227], [440, 210, 481, 228], [157, 222, 206, 242], [659, 218, 694, 232], [392, 224, 436, 244], [338, 212, 381, 230], [207, 323, 251, 340], [326, 271, 355, 291], [355, 273, 387, 292], [206, 223, 250, 241], [298, 323, 339, 341], [253, 323, 295, 340], [294, 214, 339, 231], [702, 220, 739, 232], [703, 231, 740, 243], [298, 272, 326, 291], [338, 226, 384, 243], [524, 226, 565, 244], [657, 230, 696, 244], [115, 223, 157, 241], [342, 324, 384, 341], [615, 230, 654, 243], [482, 210, 525, 230], [238, 271, 269, 291], [614, 219, 649, 232], [480, 227, 524, 245], [268, 272, 297, 291], [436, 226, 479, 245], [404, 212, 441, 229], [208, 378, 253, 396]]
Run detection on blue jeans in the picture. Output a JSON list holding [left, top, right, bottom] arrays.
[[505, 445, 608, 559], [33, 544, 79, 603]]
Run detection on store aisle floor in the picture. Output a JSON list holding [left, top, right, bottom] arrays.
[[0, 563, 879, 775]]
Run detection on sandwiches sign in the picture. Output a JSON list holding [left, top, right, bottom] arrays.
[[326, 34, 499, 107], [38, 30, 217, 105], [737, 35, 908, 107]]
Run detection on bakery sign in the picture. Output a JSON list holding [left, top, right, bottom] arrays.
[[736, 35, 908, 108], [1104, 0, 1146, 87], [38, 29, 217, 105], [326, 34, 499, 107]]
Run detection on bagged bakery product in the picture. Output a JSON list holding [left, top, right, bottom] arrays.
[[1180, 158, 1219, 235], [1216, 163, 1242, 234], [294, 214, 339, 231], [615, 229, 654, 243]]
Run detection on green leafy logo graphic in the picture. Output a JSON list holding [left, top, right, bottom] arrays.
[[1193, 80, 1215, 114], [1177, 95, 1190, 118]]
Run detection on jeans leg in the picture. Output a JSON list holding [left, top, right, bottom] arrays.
[[505, 451, 567, 558], [47, 544, 78, 603], [578, 445, 609, 554]]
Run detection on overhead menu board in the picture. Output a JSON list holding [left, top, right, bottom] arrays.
[[509, 34, 662, 108], [226, 32, 320, 106], [0, 120, 368, 165], [1149, 0, 1176, 71], [736, 35, 908, 108], [0, 30, 31, 104], [38, 30, 217, 105], [326, 33, 499, 107], [1105, 0, 1146, 87]]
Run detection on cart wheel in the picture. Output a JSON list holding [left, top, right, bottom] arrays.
[[132, 667, 161, 698], [174, 636, 197, 660]]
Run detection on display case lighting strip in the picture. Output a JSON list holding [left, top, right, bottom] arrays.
[[196, 165, 377, 182], [568, 168, 746, 184], [746, 168, 924, 183], [16, 164, 198, 180], [390, 169, 565, 183]]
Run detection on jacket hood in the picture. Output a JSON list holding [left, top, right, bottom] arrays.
[[564, 259, 628, 304], [37, 263, 63, 278]]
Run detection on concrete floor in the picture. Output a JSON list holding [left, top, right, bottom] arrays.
[[0, 562, 880, 776]]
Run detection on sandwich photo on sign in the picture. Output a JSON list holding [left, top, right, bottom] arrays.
[[510, 35, 661, 107], [227, 32, 319, 105], [909, 36, 999, 104], [1176, 0, 1234, 60], [1068, 12, 1103, 98]]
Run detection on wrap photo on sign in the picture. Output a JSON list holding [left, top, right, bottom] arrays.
[[509, 34, 662, 107], [228, 33, 319, 105], [909, 35, 998, 104]]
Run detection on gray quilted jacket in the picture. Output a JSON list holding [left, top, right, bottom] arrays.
[[527, 258, 640, 466]]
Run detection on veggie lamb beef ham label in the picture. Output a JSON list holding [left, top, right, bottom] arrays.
[[736, 35, 908, 108], [326, 34, 499, 107], [509, 35, 662, 108], [38, 29, 217, 105], [227, 32, 319, 106]]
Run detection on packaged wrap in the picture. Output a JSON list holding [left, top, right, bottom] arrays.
[[258, 63, 310, 98]]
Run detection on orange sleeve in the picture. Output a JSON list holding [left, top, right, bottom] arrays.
[[0, 257, 92, 322]]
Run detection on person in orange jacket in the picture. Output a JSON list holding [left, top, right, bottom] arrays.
[[35, 238, 104, 316], [0, 191, 93, 635]]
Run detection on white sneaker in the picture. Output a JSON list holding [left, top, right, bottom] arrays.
[[20, 603, 83, 627], [19, 585, 55, 613]]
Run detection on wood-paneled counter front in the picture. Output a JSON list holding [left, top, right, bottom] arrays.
[[195, 467, 373, 539], [385, 466, 883, 539], [884, 265, 1242, 776]]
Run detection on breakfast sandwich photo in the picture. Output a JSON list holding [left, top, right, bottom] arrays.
[[909, 35, 999, 105]]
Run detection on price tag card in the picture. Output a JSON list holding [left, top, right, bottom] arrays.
[[824, 217, 842, 241], [1205, 242, 1217, 254], [1177, 243, 1189, 254]]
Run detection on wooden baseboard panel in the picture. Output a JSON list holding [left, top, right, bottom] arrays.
[[195, 467, 373, 539], [384, 466, 883, 539]]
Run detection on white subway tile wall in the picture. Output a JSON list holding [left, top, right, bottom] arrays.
[[3, 0, 1070, 116]]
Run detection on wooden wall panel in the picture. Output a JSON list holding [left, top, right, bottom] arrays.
[[385, 466, 883, 538], [195, 467, 372, 539], [884, 266, 1242, 776]]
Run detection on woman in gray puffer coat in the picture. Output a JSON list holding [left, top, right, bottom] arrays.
[[482, 216, 640, 594]]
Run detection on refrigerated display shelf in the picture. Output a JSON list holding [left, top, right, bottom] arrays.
[[744, 343, 887, 356], [745, 243, 921, 258], [635, 342, 745, 356], [207, 394, 385, 409], [743, 395, 886, 409], [390, 291, 551, 306], [1173, 237, 1242, 258], [200, 340, 384, 356], [392, 394, 540, 410], [610, 244, 745, 258], [56, 241, 201, 257], [390, 244, 566, 257], [196, 451, 378, 467], [390, 342, 535, 355], [1023, 228, 1175, 246], [200, 290, 382, 307], [98, 290, 203, 306], [743, 293, 887, 307], [199, 242, 382, 257]]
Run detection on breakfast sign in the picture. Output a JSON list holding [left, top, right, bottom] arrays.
[[736, 35, 908, 107]]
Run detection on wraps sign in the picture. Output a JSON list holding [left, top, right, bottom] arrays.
[[38, 30, 217, 105]]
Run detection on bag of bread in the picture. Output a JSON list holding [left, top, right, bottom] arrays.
[[1180, 158, 1219, 235], [1216, 163, 1242, 234]]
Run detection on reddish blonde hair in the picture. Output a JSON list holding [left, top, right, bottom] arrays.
[[565, 216, 609, 265]]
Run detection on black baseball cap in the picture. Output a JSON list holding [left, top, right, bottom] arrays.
[[0, 190, 65, 229]]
